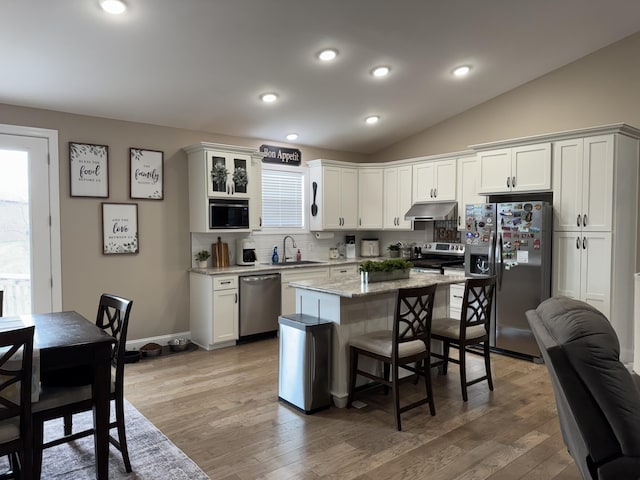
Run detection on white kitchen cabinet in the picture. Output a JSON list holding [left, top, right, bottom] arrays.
[[456, 155, 485, 230], [330, 264, 358, 278], [383, 165, 413, 230], [249, 152, 263, 230], [280, 267, 330, 315], [552, 231, 612, 317], [477, 143, 551, 194], [357, 168, 383, 230], [184, 142, 258, 232], [308, 160, 358, 231], [550, 131, 638, 363], [449, 283, 465, 319], [412, 159, 456, 202], [189, 273, 238, 350], [206, 151, 251, 198], [553, 136, 613, 232]]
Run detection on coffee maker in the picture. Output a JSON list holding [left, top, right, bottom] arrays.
[[345, 235, 356, 259], [236, 238, 257, 266]]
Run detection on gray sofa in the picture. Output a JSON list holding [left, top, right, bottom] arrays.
[[526, 296, 640, 479]]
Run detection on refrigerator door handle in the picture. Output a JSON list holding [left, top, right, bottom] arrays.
[[497, 233, 504, 290], [488, 231, 495, 275]]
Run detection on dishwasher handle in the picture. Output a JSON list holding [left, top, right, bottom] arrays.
[[240, 273, 281, 283]]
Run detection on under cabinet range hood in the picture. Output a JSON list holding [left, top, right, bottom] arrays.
[[404, 201, 457, 222]]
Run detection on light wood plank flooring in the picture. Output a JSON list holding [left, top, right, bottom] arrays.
[[123, 339, 581, 480]]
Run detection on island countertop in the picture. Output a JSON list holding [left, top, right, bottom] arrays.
[[289, 271, 465, 298]]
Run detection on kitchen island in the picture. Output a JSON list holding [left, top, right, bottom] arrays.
[[290, 271, 465, 407]]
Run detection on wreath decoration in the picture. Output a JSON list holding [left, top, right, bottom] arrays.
[[232, 166, 248, 188], [211, 163, 228, 187]]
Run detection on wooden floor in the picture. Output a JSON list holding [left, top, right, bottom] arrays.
[[123, 339, 581, 480]]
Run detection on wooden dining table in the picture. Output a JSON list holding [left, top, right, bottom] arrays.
[[1, 311, 115, 480]]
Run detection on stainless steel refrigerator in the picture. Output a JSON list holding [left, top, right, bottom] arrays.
[[464, 201, 552, 358]]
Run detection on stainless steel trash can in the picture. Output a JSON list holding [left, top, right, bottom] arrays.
[[278, 314, 332, 414]]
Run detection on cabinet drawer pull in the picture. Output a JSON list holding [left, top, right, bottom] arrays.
[[583, 214, 587, 227], [506, 177, 510, 188], [577, 215, 581, 227], [583, 237, 587, 250], [235, 293, 238, 303], [576, 237, 580, 249], [429, 188, 434, 198], [221, 280, 231, 284], [452, 295, 463, 299], [433, 188, 437, 197], [512, 176, 516, 188]]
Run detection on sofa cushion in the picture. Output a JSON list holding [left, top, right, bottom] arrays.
[[535, 297, 640, 458]]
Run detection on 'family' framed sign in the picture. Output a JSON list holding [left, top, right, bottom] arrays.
[[130, 148, 164, 200], [102, 203, 139, 255], [69, 142, 109, 198]]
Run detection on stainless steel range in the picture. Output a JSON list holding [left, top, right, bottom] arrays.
[[410, 242, 465, 274]]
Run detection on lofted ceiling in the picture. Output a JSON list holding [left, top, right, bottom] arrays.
[[2, 0, 640, 154]]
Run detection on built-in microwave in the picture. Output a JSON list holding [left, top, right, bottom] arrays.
[[209, 199, 249, 229]]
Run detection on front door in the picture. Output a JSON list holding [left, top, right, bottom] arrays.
[[0, 125, 61, 315]]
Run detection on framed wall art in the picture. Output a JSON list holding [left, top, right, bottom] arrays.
[[102, 203, 139, 255], [130, 148, 164, 200], [69, 142, 109, 197]]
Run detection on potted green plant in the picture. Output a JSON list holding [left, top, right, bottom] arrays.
[[359, 258, 413, 283], [388, 243, 401, 258], [194, 250, 211, 268]]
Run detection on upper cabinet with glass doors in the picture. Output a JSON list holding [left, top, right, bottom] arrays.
[[206, 151, 251, 198]]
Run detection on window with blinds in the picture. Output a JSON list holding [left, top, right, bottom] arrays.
[[261, 166, 305, 229]]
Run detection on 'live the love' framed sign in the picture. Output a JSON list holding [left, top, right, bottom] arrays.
[[69, 142, 109, 198], [130, 148, 164, 200], [102, 203, 139, 255]]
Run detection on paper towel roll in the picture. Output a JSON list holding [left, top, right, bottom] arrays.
[[314, 232, 335, 240]]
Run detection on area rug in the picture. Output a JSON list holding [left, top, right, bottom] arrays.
[[1, 400, 209, 479]]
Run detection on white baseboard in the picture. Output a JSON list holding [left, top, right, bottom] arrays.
[[126, 331, 191, 351]]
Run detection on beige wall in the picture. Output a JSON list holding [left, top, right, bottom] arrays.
[[0, 104, 365, 340], [371, 31, 640, 162]]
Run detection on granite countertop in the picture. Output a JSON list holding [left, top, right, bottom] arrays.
[[289, 271, 466, 298], [189, 256, 386, 276]]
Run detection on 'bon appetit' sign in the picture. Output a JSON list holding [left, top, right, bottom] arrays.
[[260, 144, 301, 166]]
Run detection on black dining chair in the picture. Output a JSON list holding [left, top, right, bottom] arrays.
[[32, 293, 134, 475], [347, 284, 438, 431], [0, 325, 35, 480], [430, 276, 496, 401]]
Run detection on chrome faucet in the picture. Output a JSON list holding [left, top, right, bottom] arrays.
[[282, 235, 297, 263]]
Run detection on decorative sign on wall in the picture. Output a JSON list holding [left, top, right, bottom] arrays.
[[69, 142, 109, 197], [102, 203, 139, 255], [130, 148, 164, 200], [260, 144, 302, 166]]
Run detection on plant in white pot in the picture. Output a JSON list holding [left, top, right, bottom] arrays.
[[194, 250, 211, 268]]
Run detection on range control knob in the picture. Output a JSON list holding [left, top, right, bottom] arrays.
[[426, 244, 432, 250]]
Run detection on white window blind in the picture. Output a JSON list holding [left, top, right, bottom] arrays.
[[261, 168, 304, 228]]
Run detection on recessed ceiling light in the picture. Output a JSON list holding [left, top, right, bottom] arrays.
[[260, 93, 279, 103], [365, 115, 380, 125], [317, 49, 338, 62], [371, 66, 391, 77], [452, 65, 471, 77], [286, 133, 298, 141], [100, 0, 127, 14]]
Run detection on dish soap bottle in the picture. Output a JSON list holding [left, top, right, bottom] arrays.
[[272, 246, 279, 265], [296, 249, 302, 261]]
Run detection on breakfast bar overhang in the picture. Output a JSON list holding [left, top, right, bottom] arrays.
[[289, 272, 464, 407]]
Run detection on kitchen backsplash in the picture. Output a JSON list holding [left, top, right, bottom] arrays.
[[190, 225, 440, 267]]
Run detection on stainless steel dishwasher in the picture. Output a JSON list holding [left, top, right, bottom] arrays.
[[239, 273, 281, 341]]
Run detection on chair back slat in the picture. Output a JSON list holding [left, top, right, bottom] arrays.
[[0, 325, 34, 423], [95, 294, 133, 376], [393, 284, 437, 353], [460, 277, 496, 339]]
